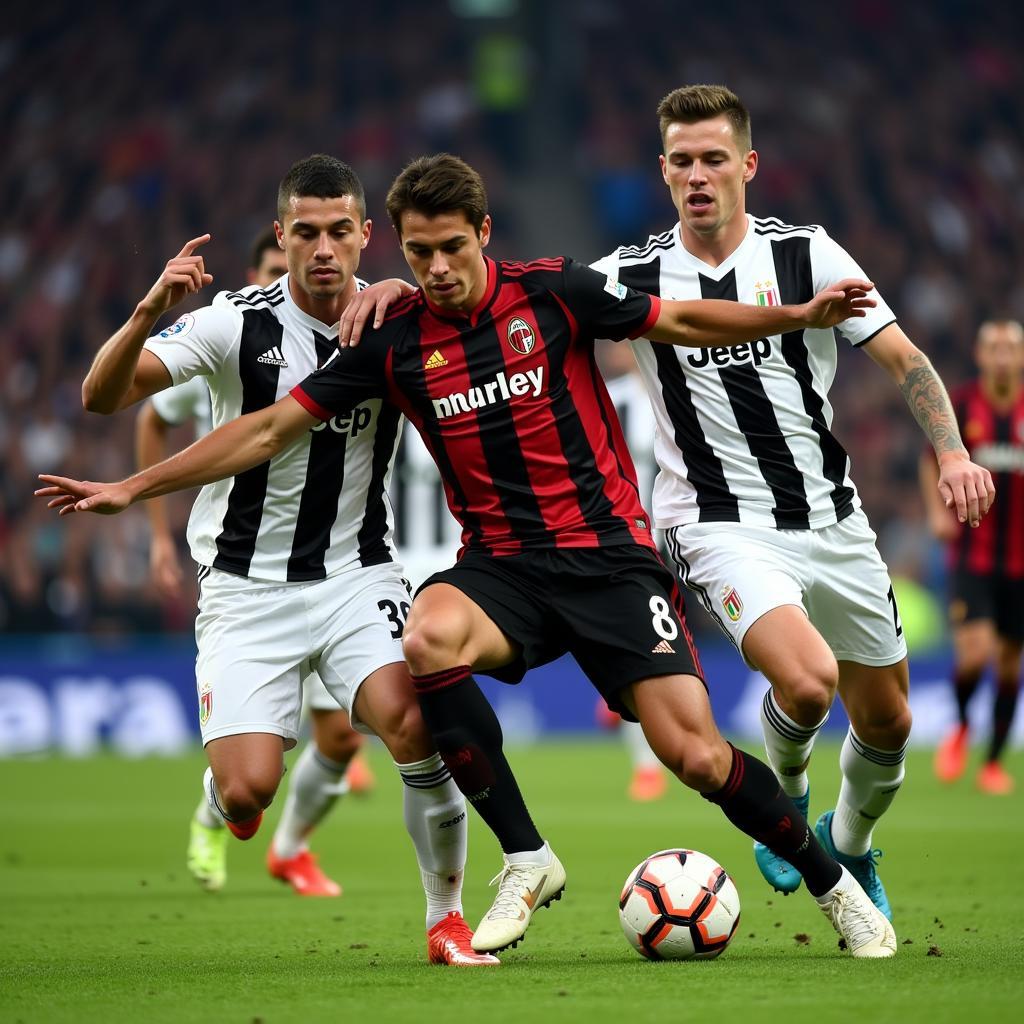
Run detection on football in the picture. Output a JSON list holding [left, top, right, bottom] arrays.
[[618, 848, 741, 960]]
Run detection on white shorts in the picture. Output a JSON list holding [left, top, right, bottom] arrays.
[[665, 508, 907, 669], [303, 670, 342, 713], [194, 562, 410, 747]]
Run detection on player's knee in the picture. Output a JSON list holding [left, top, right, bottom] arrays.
[[315, 718, 364, 764], [402, 617, 463, 675], [660, 738, 722, 792], [853, 698, 913, 748], [216, 772, 279, 821], [782, 661, 837, 724]]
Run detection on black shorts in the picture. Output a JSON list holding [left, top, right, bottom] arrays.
[[950, 570, 1024, 641], [419, 544, 704, 720]]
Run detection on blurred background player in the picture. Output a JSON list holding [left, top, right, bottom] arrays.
[[595, 340, 668, 801], [135, 226, 375, 896], [592, 84, 994, 921], [924, 319, 1024, 795]]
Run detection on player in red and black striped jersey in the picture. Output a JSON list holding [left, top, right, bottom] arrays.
[[37, 155, 896, 959], [922, 320, 1024, 795]]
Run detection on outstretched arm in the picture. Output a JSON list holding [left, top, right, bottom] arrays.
[[82, 235, 213, 413], [645, 278, 877, 348], [864, 323, 994, 527], [37, 395, 316, 516]]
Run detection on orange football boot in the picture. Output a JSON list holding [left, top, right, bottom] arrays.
[[427, 912, 500, 966], [976, 761, 1014, 795], [267, 847, 342, 896], [224, 812, 263, 841], [345, 752, 376, 795], [934, 723, 969, 783]]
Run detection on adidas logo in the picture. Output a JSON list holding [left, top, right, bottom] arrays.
[[651, 639, 676, 654], [257, 346, 288, 367], [425, 349, 448, 370]]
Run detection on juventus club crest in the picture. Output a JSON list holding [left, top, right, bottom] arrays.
[[199, 681, 213, 726], [507, 317, 535, 355]]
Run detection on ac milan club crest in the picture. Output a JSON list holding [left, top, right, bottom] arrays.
[[507, 317, 535, 355]]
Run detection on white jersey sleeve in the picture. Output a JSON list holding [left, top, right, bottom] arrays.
[[809, 229, 897, 346], [150, 376, 211, 429], [142, 297, 242, 384]]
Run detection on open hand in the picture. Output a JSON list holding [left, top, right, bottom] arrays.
[[339, 278, 415, 348], [34, 475, 133, 516], [803, 278, 877, 329]]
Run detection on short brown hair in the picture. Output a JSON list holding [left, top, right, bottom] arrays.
[[385, 154, 488, 236], [657, 84, 751, 153]]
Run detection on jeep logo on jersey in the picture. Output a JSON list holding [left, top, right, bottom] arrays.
[[311, 405, 373, 437], [687, 338, 772, 369], [431, 366, 545, 419], [507, 317, 535, 355]]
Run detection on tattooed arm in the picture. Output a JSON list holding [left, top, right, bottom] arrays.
[[861, 323, 994, 527]]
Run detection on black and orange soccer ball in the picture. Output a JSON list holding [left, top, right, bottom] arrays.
[[618, 848, 741, 960]]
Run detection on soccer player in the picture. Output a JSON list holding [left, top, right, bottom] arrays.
[[135, 226, 375, 898], [69, 155, 498, 966], [924, 319, 1024, 795], [38, 153, 897, 959], [589, 84, 995, 919]]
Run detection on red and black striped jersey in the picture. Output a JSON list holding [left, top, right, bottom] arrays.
[[948, 380, 1024, 577], [292, 256, 661, 557]]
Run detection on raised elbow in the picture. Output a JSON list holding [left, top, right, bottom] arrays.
[[82, 380, 116, 415]]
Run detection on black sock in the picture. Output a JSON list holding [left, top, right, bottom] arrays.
[[413, 666, 543, 855], [704, 745, 841, 897], [987, 676, 1020, 763], [954, 668, 983, 726]]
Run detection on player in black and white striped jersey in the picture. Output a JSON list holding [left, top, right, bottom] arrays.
[[592, 84, 994, 920], [134, 227, 378, 899], [76, 156, 498, 965]]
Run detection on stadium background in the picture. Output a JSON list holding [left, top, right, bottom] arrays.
[[1, 0, 1022, 756]]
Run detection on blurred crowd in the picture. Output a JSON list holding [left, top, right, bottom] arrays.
[[1, 0, 1020, 636]]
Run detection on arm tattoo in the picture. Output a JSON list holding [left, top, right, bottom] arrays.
[[898, 352, 967, 456]]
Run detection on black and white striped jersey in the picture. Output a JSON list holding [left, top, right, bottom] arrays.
[[592, 215, 896, 531], [142, 275, 402, 581]]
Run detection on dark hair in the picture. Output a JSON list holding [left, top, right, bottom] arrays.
[[248, 225, 280, 271], [657, 84, 752, 153], [385, 154, 488, 236], [277, 154, 366, 221]]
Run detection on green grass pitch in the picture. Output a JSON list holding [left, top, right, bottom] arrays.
[[2, 740, 1022, 1023]]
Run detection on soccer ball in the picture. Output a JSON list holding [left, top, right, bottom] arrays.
[[618, 848, 740, 960]]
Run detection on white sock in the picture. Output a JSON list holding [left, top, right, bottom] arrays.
[[760, 689, 827, 798], [622, 721, 661, 770], [397, 753, 467, 930], [202, 766, 235, 821], [506, 841, 551, 866], [271, 743, 350, 860], [194, 790, 223, 829], [814, 864, 855, 906], [832, 728, 906, 856]]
